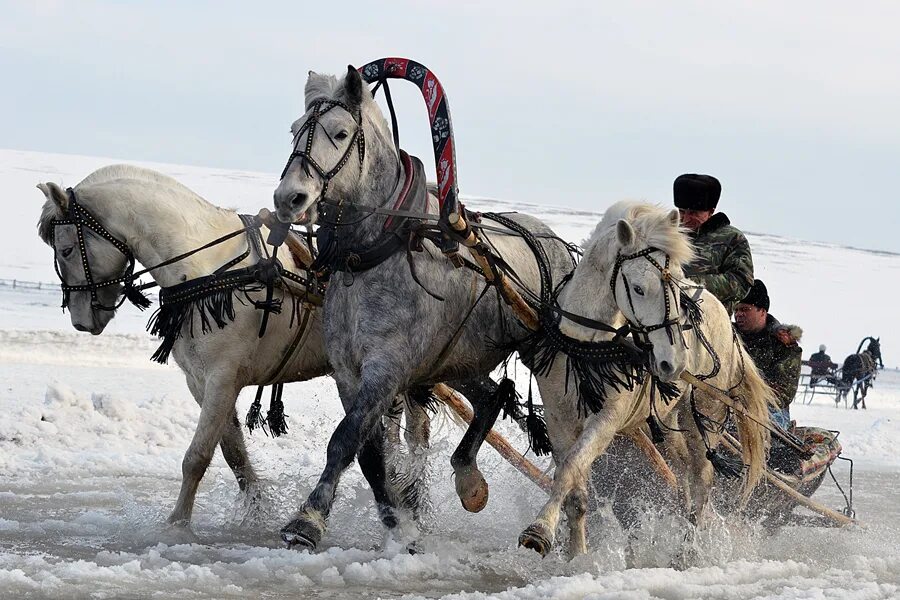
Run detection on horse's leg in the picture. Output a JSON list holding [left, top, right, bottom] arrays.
[[168, 373, 241, 527], [280, 364, 402, 550], [852, 384, 860, 409], [448, 376, 501, 513], [671, 424, 715, 569], [520, 401, 628, 558], [357, 422, 414, 545], [395, 390, 432, 522]]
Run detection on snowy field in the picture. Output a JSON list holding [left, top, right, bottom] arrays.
[[1, 149, 899, 599]]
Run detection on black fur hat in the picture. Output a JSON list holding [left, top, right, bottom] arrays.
[[741, 279, 770, 311], [674, 174, 721, 211]]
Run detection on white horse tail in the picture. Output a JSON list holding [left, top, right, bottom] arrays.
[[733, 344, 776, 501]]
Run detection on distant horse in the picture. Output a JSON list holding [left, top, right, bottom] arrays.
[[517, 201, 773, 559], [272, 67, 575, 550], [35, 165, 499, 537], [839, 336, 882, 409]]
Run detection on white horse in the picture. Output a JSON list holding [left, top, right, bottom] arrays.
[[36, 166, 332, 531], [518, 201, 773, 559]]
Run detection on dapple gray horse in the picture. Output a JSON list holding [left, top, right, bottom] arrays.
[[273, 67, 575, 550]]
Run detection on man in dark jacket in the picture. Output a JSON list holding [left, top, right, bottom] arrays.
[[809, 344, 838, 386], [675, 174, 754, 315], [734, 279, 803, 429]]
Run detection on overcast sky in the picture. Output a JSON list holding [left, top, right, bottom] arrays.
[[3, 1, 899, 252]]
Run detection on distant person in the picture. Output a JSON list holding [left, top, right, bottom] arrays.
[[674, 174, 754, 315], [809, 344, 838, 386], [733, 279, 803, 429]]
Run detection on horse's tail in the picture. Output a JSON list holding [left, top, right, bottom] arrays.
[[733, 344, 776, 502]]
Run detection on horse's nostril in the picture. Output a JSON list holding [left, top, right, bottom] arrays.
[[660, 360, 673, 374], [291, 192, 308, 207], [74, 323, 89, 332]]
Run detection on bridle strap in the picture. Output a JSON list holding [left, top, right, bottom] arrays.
[[50, 189, 266, 312], [279, 99, 366, 190], [51, 189, 139, 310], [610, 247, 685, 346]]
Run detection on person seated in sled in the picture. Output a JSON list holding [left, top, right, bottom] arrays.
[[808, 344, 838, 386], [674, 173, 754, 315], [733, 279, 803, 429]]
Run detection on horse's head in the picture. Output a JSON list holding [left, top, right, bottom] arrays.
[[274, 66, 395, 225], [868, 337, 882, 359], [37, 182, 130, 334], [608, 204, 694, 381]]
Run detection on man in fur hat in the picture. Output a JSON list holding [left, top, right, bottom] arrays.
[[674, 174, 754, 315], [734, 279, 803, 428]]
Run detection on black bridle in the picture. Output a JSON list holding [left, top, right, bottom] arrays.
[[609, 247, 686, 348], [50, 188, 147, 311], [279, 98, 366, 206]]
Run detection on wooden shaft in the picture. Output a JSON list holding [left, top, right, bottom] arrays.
[[623, 428, 679, 491], [448, 212, 540, 329], [720, 431, 858, 527], [433, 384, 552, 492], [680, 371, 807, 455], [447, 212, 480, 249]]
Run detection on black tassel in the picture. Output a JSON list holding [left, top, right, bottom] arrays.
[[680, 290, 704, 326], [524, 379, 553, 456], [124, 283, 152, 311], [245, 386, 266, 434], [654, 379, 682, 405], [408, 386, 441, 414], [516, 309, 642, 417], [706, 448, 743, 479], [495, 377, 521, 421], [646, 415, 665, 443], [266, 383, 288, 437]]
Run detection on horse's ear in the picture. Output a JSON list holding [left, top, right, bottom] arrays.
[[616, 219, 635, 246], [344, 65, 364, 108], [37, 182, 68, 212], [667, 208, 680, 227]]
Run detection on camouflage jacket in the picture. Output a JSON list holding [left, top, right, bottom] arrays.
[[684, 213, 754, 315], [739, 314, 803, 411]]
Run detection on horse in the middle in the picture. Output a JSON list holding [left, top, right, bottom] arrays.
[[518, 201, 774, 559], [272, 66, 576, 550]]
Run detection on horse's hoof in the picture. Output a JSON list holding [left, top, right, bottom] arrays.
[[518, 523, 553, 557], [280, 515, 324, 551], [454, 468, 489, 513]]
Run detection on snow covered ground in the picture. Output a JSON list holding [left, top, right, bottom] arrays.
[[1, 149, 899, 599]]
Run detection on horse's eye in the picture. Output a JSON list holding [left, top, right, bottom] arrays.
[[632, 285, 645, 296], [335, 130, 349, 141], [61, 247, 74, 258]]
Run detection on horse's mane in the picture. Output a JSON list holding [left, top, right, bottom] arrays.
[[37, 164, 224, 245], [78, 164, 203, 199], [584, 200, 695, 269], [304, 73, 343, 109]]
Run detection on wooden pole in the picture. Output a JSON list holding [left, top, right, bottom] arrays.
[[720, 431, 858, 527], [623, 428, 679, 491], [447, 213, 540, 331], [680, 371, 808, 456], [433, 384, 552, 492]]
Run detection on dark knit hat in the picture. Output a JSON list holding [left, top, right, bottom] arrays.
[[741, 279, 770, 311], [673, 174, 721, 211]]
